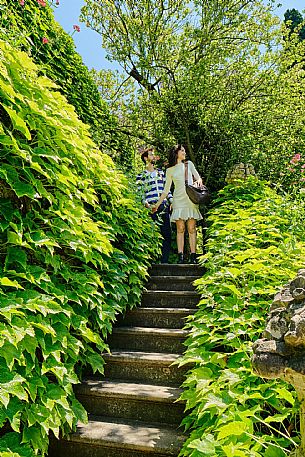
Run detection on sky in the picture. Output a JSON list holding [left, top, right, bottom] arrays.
[[53, 0, 305, 72]]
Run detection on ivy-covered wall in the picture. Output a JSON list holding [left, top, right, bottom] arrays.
[[0, 39, 159, 456], [0, 0, 133, 166]]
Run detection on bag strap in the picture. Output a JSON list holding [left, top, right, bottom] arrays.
[[184, 161, 189, 184], [185, 161, 195, 185]]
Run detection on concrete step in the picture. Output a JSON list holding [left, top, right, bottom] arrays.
[[147, 276, 199, 291], [108, 327, 189, 354], [141, 291, 199, 308], [150, 263, 204, 277], [116, 307, 196, 329], [49, 416, 186, 457], [75, 379, 185, 425], [103, 351, 189, 386]]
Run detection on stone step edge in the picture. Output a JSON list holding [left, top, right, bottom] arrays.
[[126, 307, 196, 314], [143, 290, 199, 295], [75, 379, 184, 404], [148, 276, 201, 281], [103, 350, 183, 365], [64, 416, 186, 454], [111, 327, 190, 337], [150, 263, 203, 268]]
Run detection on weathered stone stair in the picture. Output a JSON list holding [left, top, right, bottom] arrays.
[[49, 263, 202, 457]]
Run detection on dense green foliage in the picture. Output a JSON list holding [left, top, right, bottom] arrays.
[[82, 0, 305, 191], [0, 39, 159, 456], [0, 0, 133, 166], [179, 179, 305, 456], [284, 9, 305, 41]]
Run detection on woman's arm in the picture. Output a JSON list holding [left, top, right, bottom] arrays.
[[152, 169, 173, 212], [151, 191, 168, 213]]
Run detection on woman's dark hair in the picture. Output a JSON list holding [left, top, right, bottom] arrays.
[[168, 144, 184, 167]]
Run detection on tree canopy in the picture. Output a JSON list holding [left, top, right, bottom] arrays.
[[81, 0, 305, 190], [284, 8, 305, 41]]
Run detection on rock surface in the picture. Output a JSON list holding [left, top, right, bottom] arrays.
[[252, 269, 305, 381], [252, 269, 305, 457], [225, 163, 256, 184]]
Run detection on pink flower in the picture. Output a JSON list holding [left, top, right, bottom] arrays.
[[42, 37, 49, 44], [288, 167, 295, 172], [73, 24, 80, 32], [302, 164, 305, 168], [20, 0, 25, 5], [56, 0, 59, 3], [37, 0, 46, 6], [301, 178, 305, 181], [291, 153, 301, 164]]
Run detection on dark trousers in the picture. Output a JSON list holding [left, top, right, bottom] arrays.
[[151, 204, 171, 263]]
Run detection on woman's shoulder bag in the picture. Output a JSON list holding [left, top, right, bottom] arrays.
[[184, 161, 210, 205]]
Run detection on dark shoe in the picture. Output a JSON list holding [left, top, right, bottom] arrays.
[[177, 252, 184, 264], [189, 253, 198, 264]]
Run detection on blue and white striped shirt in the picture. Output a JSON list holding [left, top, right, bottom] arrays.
[[136, 169, 173, 206]]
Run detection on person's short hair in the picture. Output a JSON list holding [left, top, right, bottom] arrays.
[[141, 147, 154, 164]]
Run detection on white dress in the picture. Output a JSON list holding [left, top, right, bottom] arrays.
[[163, 161, 203, 223]]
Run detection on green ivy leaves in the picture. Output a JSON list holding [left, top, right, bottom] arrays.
[[1, 0, 132, 165], [180, 179, 305, 457], [0, 39, 159, 456]]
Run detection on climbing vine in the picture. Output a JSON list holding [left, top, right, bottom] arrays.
[[0, 0, 133, 166], [0, 40, 159, 456], [180, 179, 305, 456]]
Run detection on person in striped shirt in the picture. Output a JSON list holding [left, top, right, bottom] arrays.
[[136, 147, 173, 264]]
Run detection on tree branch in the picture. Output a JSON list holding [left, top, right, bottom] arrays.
[[129, 66, 158, 92]]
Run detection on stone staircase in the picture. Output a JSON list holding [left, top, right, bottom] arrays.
[[49, 263, 202, 457]]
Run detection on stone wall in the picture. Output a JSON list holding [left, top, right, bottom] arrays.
[[252, 269, 305, 457]]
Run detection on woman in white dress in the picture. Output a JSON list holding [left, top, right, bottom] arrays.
[[152, 145, 203, 264]]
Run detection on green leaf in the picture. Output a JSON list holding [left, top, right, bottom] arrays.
[[264, 413, 290, 423], [221, 283, 241, 297], [7, 231, 23, 246], [0, 431, 35, 456], [5, 247, 27, 271], [217, 421, 248, 440], [0, 277, 23, 289], [70, 398, 88, 424], [13, 182, 37, 199], [22, 425, 46, 451], [264, 445, 286, 457], [188, 435, 216, 455], [221, 444, 249, 457], [2, 105, 31, 140], [275, 387, 295, 405], [86, 352, 105, 374], [0, 391, 10, 408]]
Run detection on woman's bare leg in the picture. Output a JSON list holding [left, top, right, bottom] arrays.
[[187, 218, 197, 253], [176, 219, 185, 253]]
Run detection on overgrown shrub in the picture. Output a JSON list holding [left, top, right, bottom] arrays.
[[180, 179, 305, 456], [0, 39, 159, 456], [0, 0, 133, 166]]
